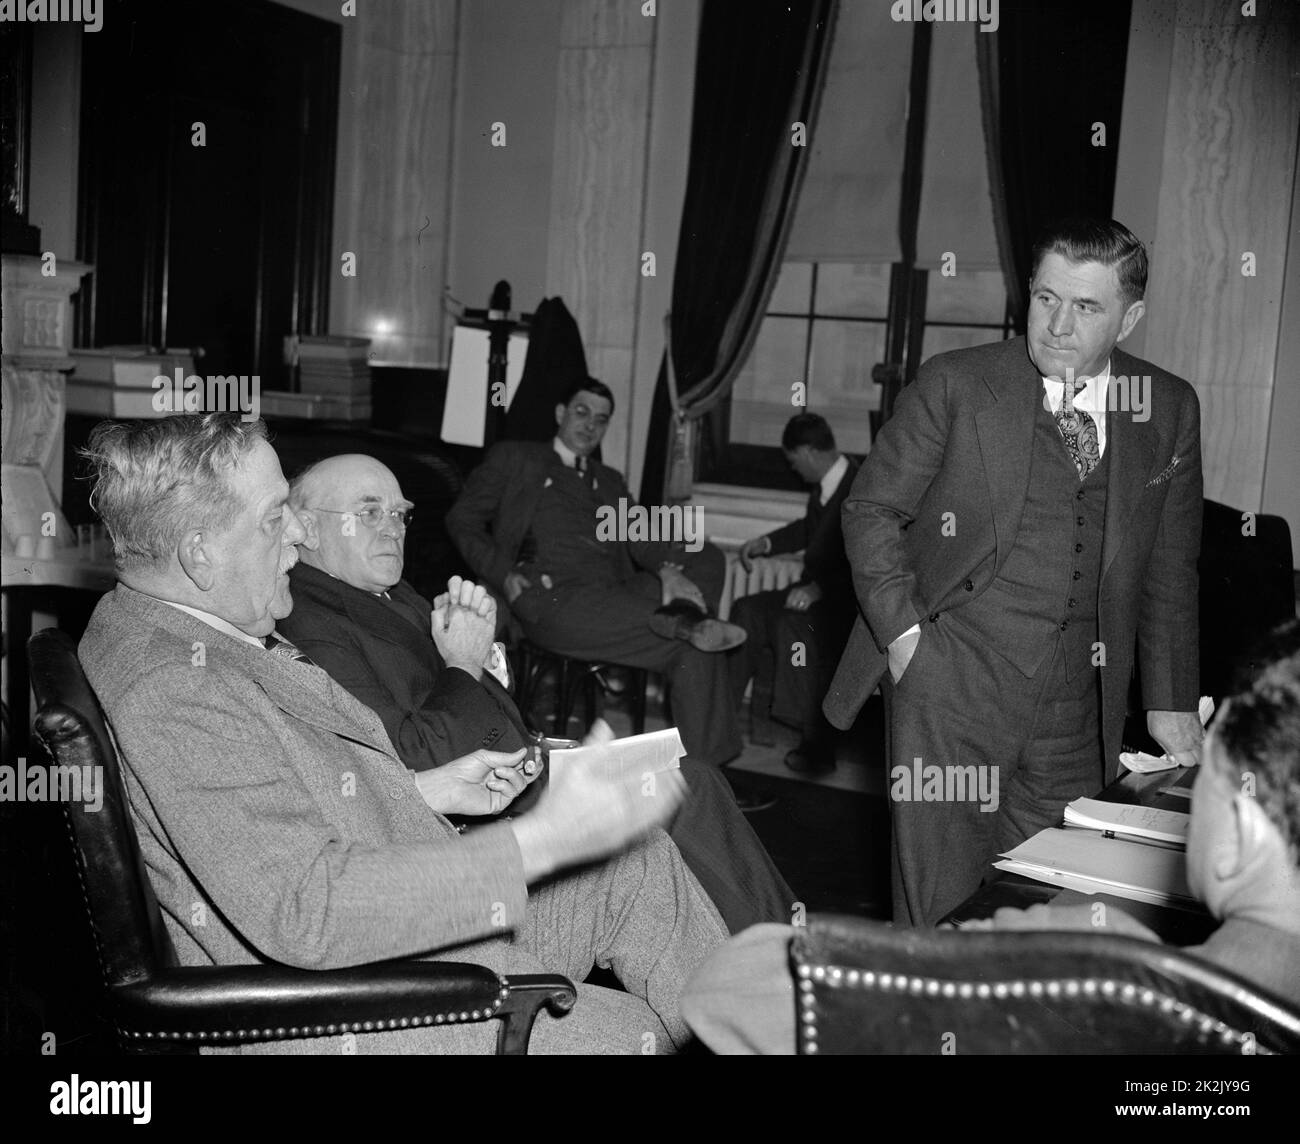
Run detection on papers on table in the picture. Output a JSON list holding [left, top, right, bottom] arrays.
[[546, 728, 685, 782], [995, 827, 1198, 909], [1063, 797, 1189, 846], [1118, 696, 1216, 773]]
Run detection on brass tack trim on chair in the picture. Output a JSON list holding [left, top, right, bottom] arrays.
[[794, 962, 1271, 1054]]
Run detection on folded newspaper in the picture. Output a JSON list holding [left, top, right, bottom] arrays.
[[547, 727, 685, 780]]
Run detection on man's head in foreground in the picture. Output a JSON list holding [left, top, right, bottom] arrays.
[[1026, 216, 1148, 383], [554, 377, 615, 459], [1187, 623, 1300, 930], [289, 455, 413, 594], [83, 413, 303, 637]]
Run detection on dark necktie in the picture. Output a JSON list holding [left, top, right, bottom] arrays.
[[575, 455, 596, 489], [1055, 378, 1100, 480], [264, 632, 317, 667]]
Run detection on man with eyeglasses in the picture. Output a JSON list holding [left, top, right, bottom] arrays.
[[282, 453, 531, 785], [280, 453, 797, 933]]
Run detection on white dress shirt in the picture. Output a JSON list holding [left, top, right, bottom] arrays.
[[818, 454, 849, 507]]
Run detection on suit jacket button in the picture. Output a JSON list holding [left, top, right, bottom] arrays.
[[388, 786, 404, 800], [928, 613, 940, 623], [963, 580, 974, 591], [1059, 621, 1069, 631]]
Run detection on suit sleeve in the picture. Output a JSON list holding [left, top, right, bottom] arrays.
[[111, 663, 528, 970], [841, 359, 953, 651], [288, 625, 513, 771], [1137, 383, 1203, 711], [445, 444, 517, 593], [765, 516, 809, 557]]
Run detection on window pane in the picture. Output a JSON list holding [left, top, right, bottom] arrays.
[[925, 269, 1007, 323], [730, 316, 809, 446], [807, 319, 884, 454], [919, 324, 1009, 363], [815, 262, 891, 317], [768, 262, 813, 314]]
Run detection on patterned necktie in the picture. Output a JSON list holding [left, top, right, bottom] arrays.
[[264, 632, 317, 667], [1055, 378, 1100, 480]]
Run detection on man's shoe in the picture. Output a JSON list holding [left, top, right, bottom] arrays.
[[783, 745, 835, 775], [650, 602, 747, 653]]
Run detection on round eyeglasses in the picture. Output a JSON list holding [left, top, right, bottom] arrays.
[[310, 505, 414, 530]]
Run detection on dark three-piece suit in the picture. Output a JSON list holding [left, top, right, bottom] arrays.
[[825, 336, 1203, 926], [280, 560, 795, 933]]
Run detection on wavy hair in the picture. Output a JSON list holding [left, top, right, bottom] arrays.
[[82, 413, 269, 571]]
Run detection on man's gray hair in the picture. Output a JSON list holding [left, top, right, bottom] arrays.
[[82, 413, 270, 571]]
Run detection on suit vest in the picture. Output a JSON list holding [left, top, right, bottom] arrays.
[[952, 396, 1109, 678]]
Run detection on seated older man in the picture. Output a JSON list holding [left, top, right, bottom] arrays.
[[679, 622, 1300, 1051], [277, 453, 796, 934], [78, 413, 727, 1054]]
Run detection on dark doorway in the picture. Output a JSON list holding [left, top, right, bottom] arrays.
[[76, 0, 340, 388]]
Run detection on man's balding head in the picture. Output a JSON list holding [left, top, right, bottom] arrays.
[[290, 455, 413, 593]]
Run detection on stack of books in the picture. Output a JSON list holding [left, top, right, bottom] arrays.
[[67, 347, 195, 418], [297, 335, 371, 399]]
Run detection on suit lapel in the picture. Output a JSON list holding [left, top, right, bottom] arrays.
[[974, 340, 1040, 572], [243, 646, 398, 758], [1100, 354, 1158, 584]]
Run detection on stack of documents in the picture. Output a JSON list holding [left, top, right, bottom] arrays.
[[995, 827, 1198, 908], [1062, 798, 1189, 846]]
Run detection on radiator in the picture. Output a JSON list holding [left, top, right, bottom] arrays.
[[719, 553, 805, 620]]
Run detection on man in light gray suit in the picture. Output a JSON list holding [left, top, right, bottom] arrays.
[[77, 413, 727, 1054]]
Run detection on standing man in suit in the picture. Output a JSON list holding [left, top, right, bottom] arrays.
[[825, 217, 1205, 926], [446, 377, 746, 769], [730, 414, 858, 774], [279, 453, 796, 932], [77, 413, 727, 1054]]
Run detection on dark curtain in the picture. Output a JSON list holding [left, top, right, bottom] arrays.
[[639, 0, 837, 504], [976, 0, 1132, 332]]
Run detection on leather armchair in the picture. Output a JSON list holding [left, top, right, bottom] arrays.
[[792, 915, 1300, 1055], [27, 628, 576, 1055]]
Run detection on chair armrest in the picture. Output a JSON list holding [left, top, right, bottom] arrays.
[[110, 961, 576, 1054]]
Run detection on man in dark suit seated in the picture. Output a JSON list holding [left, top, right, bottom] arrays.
[[445, 378, 746, 770], [678, 622, 1300, 1052], [730, 413, 858, 775], [279, 453, 796, 933], [77, 413, 727, 1054]]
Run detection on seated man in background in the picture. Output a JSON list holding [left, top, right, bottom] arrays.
[[445, 378, 746, 770], [679, 621, 1300, 1051], [78, 413, 727, 1054], [280, 453, 797, 933], [730, 413, 858, 774]]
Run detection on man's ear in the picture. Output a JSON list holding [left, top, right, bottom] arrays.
[[1217, 791, 1275, 884], [1116, 299, 1146, 344], [555, 402, 565, 428], [176, 529, 215, 591], [295, 508, 322, 552]]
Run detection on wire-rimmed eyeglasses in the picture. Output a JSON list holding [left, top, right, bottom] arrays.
[[310, 505, 414, 530]]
